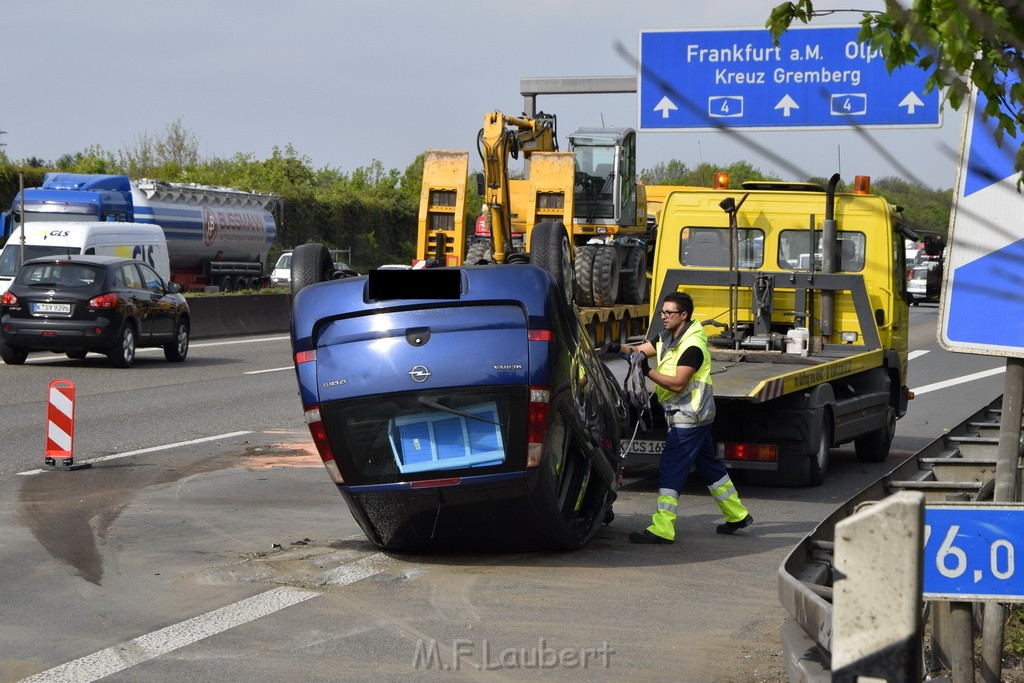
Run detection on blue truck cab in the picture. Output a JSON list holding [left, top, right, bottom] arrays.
[[290, 263, 625, 551]]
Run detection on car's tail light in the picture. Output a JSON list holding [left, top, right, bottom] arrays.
[[1, 291, 17, 305], [722, 442, 778, 462], [527, 386, 550, 467], [295, 349, 317, 365], [88, 293, 119, 309], [304, 405, 344, 484]]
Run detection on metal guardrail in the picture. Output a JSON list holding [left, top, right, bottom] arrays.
[[779, 396, 1010, 681]]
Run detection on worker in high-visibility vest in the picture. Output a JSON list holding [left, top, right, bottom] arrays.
[[615, 291, 753, 544]]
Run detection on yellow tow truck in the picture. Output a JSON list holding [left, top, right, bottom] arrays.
[[623, 174, 915, 486]]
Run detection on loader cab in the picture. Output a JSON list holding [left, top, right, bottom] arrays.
[[569, 127, 638, 228]]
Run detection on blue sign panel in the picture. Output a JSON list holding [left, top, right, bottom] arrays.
[[939, 77, 1024, 356], [638, 26, 940, 131], [924, 505, 1024, 601]]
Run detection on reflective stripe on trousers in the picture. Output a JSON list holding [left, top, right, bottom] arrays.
[[647, 488, 678, 541], [708, 474, 748, 523]]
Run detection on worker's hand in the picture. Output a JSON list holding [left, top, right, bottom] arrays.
[[639, 355, 651, 376]]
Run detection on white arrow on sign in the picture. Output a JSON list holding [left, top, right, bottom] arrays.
[[775, 94, 799, 117], [899, 91, 925, 114], [654, 96, 678, 119]]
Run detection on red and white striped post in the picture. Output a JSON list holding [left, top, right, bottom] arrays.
[[45, 379, 88, 469]]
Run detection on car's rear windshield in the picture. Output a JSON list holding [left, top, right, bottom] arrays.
[[320, 386, 528, 486], [16, 263, 103, 288]]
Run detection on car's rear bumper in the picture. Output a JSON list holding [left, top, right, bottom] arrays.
[[1, 317, 117, 351]]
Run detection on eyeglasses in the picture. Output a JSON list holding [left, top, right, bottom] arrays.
[[658, 309, 682, 317]]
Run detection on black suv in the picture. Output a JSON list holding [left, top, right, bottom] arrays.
[[0, 255, 190, 368]]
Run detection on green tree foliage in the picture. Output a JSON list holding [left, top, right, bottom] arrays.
[[767, 0, 1024, 174], [873, 175, 953, 239], [641, 159, 781, 187]]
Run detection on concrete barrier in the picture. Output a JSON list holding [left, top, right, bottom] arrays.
[[186, 293, 291, 340]]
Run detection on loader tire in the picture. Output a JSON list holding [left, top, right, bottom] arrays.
[[590, 246, 620, 308], [465, 239, 492, 265], [530, 221, 573, 309], [573, 245, 597, 307], [619, 245, 648, 304], [291, 243, 333, 297]]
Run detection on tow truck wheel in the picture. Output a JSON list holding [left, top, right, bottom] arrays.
[[573, 245, 597, 307], [808, 413, 831, 487], [291, 243, 333, 297], [590, 246, 620, 307], [854, 405, 896, 463], [530, 221, 573, 309]]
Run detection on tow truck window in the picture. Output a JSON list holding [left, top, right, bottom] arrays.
[[777, 230, 865, 272], [678, 227, 764, 268]]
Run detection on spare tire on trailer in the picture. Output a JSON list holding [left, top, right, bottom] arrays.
[[291, 243, 334, 297]]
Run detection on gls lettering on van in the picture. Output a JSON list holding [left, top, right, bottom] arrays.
[[48, 230, 70, 238], [132, 244, 156, 268]]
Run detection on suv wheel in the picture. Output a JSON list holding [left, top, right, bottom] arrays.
[[0, 340, 28, 365], [108, 324, 137, 368], [164, 321, 190, 362]]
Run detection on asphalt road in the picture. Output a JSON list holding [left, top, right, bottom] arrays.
[[0, 302, 1007, 682]]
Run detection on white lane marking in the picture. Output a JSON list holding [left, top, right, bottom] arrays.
[[18, 431, 253, 476], [21, 552, 389, 682], [245, 366, 292, 375], [908, 349, 929, 361], [913, 366, 1005, 396], [19, 586, 319, 683], [24, 335, 292, 363]]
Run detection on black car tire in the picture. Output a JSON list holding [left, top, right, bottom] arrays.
[[0, 340, 28, 365], [291, 243, 333, 297], [108, 324, 137, 368], [530, 221, 573, 309], [164, 321, 190, 362], [65, 350, 88, 360]]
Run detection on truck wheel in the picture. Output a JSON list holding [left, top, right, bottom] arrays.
[[0, 340, 28, 365], [465, 239, 492, 264], [530, 221, 573, 309], [573, 245, 597, 307], [808, 413, 832, 487], [108, 324, 137, 369], [218, 275, 233, 292], [164, 321, 190, 362], [590, 246, 620, 307], [291, 243, 333, 297], [854, 405, 896, 463], [619, 246, 648, 304], [234, 276, 248, 291]]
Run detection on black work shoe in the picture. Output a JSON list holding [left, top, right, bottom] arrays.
[[629, 529, 673, 544], [717, 514, 753, 535]]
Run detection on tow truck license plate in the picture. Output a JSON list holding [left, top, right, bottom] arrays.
[[32, 302, 71, 314], [622, 439, 664, 455]]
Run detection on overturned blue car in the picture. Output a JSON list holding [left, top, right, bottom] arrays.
[[289, 244, 626, 552]]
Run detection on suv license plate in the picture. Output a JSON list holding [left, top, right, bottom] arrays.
[[32, 302, 71, 314], [621, 439, 664, 456]]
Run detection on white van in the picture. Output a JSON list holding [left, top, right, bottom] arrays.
[[0, 222, 169, 294], [271, 251, 292, 286]]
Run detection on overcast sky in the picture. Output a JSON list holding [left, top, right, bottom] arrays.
[[2, 1, 962, 190]]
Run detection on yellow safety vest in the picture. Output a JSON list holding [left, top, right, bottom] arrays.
[[654, 320, 716, 427]]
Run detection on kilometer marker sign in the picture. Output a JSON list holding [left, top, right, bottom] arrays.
[[638, 25, 941, 131]]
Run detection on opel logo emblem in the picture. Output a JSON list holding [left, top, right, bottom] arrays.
[[409, 365, 431, 383]]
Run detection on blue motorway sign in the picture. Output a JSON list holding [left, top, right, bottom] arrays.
[[638, 26, 940, 131], [924, 505, 1024, 601], [939, 78, 1024, 356]]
